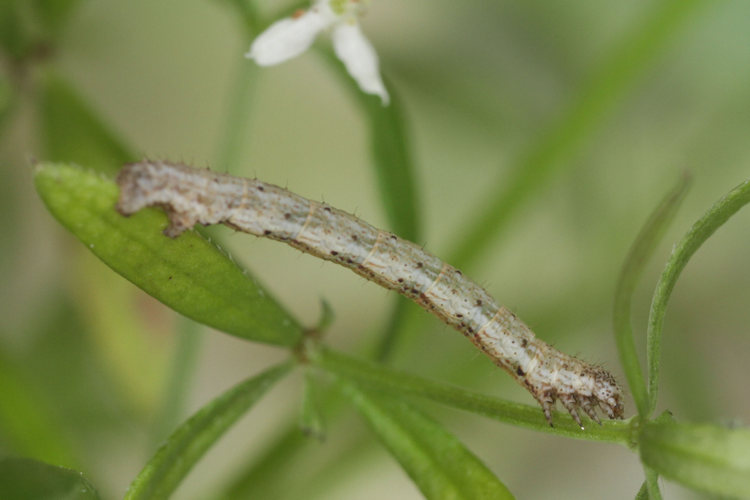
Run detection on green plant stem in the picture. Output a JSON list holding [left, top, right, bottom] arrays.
[[149, 316, 203, 447], [646, 178, 750, 415], [221, 0, 260, 34], [374, 295, 412, 362], [644, 466, 662, 500], [313, 347, 633, 444], [215, 59, 259, 174], [448, 0, 709, 272], [613, 175, 690, 417]]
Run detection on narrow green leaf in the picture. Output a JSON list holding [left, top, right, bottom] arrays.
[[646, 178, 750, 414], [31, 0, 82, 35], [314, 298, 335, 333], [314, 347, 633, 444], [639, 420, 750, 498], [634, 481, 648, 500], [126, 361, 294, 500], [448, 0, 710, 271], [338, 380, 514, 500], [0, 457, 100, 500], [34, 163, 303, 346], [39, 73, 135, 174], [613, 175, 690, 417]]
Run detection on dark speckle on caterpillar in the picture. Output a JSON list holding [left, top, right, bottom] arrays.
[[116, 160, 624, 427]]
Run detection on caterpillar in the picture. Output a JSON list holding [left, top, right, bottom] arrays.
[[116, 160, 624, 427]]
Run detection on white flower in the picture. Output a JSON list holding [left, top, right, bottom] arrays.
[[245, 1, 389, 105]]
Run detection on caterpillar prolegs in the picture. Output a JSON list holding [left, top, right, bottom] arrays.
[[116, 161, 624, 427]]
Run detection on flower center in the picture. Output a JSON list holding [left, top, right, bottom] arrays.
[[328, 0, 366, 18]]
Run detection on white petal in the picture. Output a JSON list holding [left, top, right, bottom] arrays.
[[332, 22, 390, 105], [246, 6, 336, 66]]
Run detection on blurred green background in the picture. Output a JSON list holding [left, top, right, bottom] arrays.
[[1, 0, 749, 498]]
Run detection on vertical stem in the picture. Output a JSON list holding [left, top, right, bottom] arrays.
[[215, 58, 260, 174], [613, 175, 690, 417], [644, 466, 663, 500], [150, 316, 203, 446], [374, 296, 411, 362]]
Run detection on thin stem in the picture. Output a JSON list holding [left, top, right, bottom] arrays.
[[313, 347, 634, 445], [646, 178, 750, 415], [644, 466, 663, 500], [215, 57, 260, 174], [374, 295, 411, 362], [613, 174, 690, 417], [150, 316, 203, 447]]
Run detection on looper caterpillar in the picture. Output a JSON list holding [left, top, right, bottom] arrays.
[[116, 161, 624, 427]]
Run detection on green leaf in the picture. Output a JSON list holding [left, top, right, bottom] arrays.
[[31, 0, 83, 35], [313, 298, 335, 333], [39, 73, 135, 174], [34, 163, 303, 346], [613, 175, 690, 417], [337, 380, 514, 500], [634, 481, 648, 500], [646, 177, 750, 414], [314, 347, 632, 444], [125, 361, 294, 500], [639, 420, 750, 498], [448, 0, 711, 271], [635, 481, 649, 500], [0, 457, 100, 500]]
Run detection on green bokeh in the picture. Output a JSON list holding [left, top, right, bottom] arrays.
[[2, 0, 750, 498]]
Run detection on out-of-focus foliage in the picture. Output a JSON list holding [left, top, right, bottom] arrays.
[[2, 0, 750, 498], [39, 73, 134, 173], [640, 419, 750, 497], [0, 457, 100, 500]]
